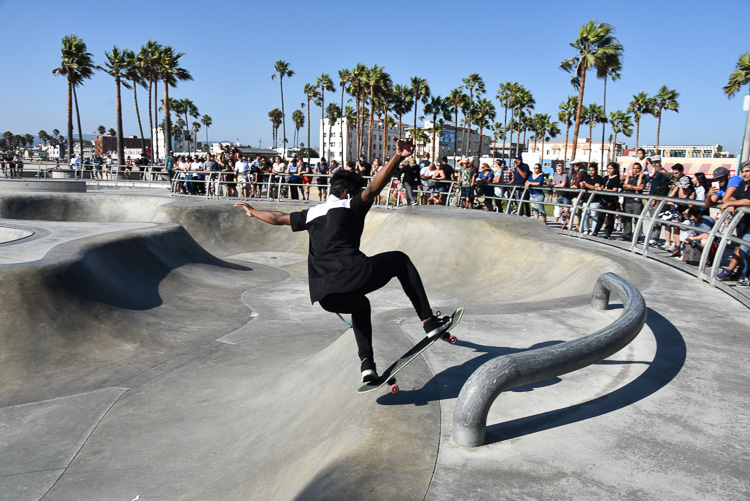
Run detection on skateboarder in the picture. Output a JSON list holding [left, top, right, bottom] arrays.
[[235, 138, 451, 383]]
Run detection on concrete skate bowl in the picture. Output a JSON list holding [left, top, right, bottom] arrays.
[[0, 224, 33, 244], [0, 193, 648, 500]]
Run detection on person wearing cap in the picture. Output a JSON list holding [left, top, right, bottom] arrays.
[[511, 154, 531, 216], [711, 162, 748, 280]]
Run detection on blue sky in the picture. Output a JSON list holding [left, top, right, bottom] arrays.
[[1, 0, 748, 154]]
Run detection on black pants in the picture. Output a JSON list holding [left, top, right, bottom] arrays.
[[594, 199, 619, 237], [318, 251, 432, 362]]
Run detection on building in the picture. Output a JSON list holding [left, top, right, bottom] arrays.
[[320, 118, 493, 165], [94, 135, 153, 161], [623, 144, 727, 159], [152, 128, 196, 160], [524, 137, 627, 168], [72, 140, 95, 160]]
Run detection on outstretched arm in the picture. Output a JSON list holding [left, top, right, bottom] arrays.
[[234, 202, 291, 225], [360, 138, 415, 204]]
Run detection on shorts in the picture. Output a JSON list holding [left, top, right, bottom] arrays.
[[303, 176, 312, 184], [460, 187, 473, 198], [435, 185, 447, 193], [238, 175, 249, 186]]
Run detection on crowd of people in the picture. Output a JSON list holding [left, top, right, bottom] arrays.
[[1, 154, 24, 178]]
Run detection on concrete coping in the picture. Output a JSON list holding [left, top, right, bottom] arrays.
[[452, 272, 647, 447], [0, 224, 35, 244]]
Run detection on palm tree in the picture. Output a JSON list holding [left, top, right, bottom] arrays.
[[38, 130, 49, 147], [268, 108, 283, 148], [596, 52, 621, 168], [325, 103, 341, 160], [392, 84, 414, 141], [52, 34, 94, 160], [272, 60, 294, 157], [159, 46, 192, 159], [472, 98, 496, 162], [348, 63, 368, 156], [584, 103, 606, 166], [462, 73, 485, 156], [724, 53, 750, 161], [108, 127, 116, 137], [627, 91, 654, 151], [423, 95, 450, 160], [558, 96, 578, 168], [497, 81, 519, 163], [316, 73, 335, 155], [191, 121, 201, 150], [338, 68, 351, 162], [303, 83, 321, 166], [652, 85, 680, 155], [535, 114, 560, 167], [560, 20, 623, 164], [366, 65, 391, 160], [608, 110, 633, 162], [201, 115, 212, 146], [344, 105, 356, 161], [122, 48, 148, 160], [448, 87, 468, 162], [139, 40, 162, 161], [174, 98, 199, 154], [102, 46, 132, 165], [511, 86, 535, 156], [290, 109, 303, 147], [410, 76, 430, 138]]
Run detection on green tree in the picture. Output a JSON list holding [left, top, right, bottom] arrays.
[[652, 85, 680, 155], [497, 81, 519, 163], [123, 48, 147, 160], [448, 88, 468, 161], [201, 114, 212, 146], [268, 108, 283, 148], [608, 110, 633, 163], [423, 95, 450, 160], [393, 83, 414, 141], [535, 113, 560, 167], [560, 20, 622, 164], [338, 68, 351, 162], [102, 45, 132, 165], [596, 51, 622, 168], [366, 65, 391, 160], [303, 83, 321, 166], [627, 91, 654, 151], [291, 109, 304, 147], [272, 60, 294, 157], [108, 127, 116, 137], [510, 86, 535, 156], [558, 95, 578, 167], [52, 34, 94, 160], [38, 130, 49, 146], [724, 53, 750, 161], [139, 40, 163, 161], [410, 76, 431, 137], [316, 73, 336, 155], [584, 103, 606, 166], [462, 73, 485, 156], [159, 46, 192, 159], [472, 98, 496, 162]]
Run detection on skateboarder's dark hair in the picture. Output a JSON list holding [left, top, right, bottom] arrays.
[[330, 170, 366, 198]]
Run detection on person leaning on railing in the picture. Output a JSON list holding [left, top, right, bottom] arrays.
[[717, 161, 750, 285], [618, 162, 649, 241], [590, 162, 622, 239]]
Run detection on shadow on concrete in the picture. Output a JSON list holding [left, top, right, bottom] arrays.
[[483, 308, 685, 444]]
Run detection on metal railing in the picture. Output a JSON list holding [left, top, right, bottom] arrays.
[[453, 272, 647, 447]]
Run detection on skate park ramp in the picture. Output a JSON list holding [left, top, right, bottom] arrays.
[[1, 192, 748, 500]]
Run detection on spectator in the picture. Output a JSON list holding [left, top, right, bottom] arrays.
[[398, 157, 421, 206], [681, 206, 716, 264], [420, 162, 439, 205], [525, 163, 547, 224], [70, 154, 82, 180], [435, 156, 455, 205], [591, 162, 622, 239], [475, 163, 495, 211], [579, 164, 603, 235], [300, 160, 313, 201], [315, 157, 329, 200], [693, 172, 711, 202], [287, 158, 302, 200], [356, 155, 371, 177], [457, 157, 476, 209], [662, 163, 694, 254], [552, 163, 571, 229], [271, 156, 286, 199], [717, 161, 750, 282], [619, 162, 649, 241], [511, 154, 531, 216]]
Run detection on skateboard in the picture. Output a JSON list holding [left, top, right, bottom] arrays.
[[357, 307, 464, 395]]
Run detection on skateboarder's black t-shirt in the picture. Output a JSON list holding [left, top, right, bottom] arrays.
[[290, 193, 374, 303]]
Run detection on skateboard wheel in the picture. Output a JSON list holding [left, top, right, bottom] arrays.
[[390, 384, 399, 394], [448, 335, 458, 344]]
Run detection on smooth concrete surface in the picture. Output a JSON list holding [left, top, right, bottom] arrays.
[[0, 191, 747, 500], [0, 179, 86, 192]]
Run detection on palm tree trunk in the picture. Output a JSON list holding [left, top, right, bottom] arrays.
[[152, 77, 160, 162], [73, 85, 84, 161], [570, 68, 587, 163], [516, 113, 523, 156], [656, 108, 663, 154], [280, 78, 286, 158], [367, 91, 375, 160], [600, 77, 607, 169], [340, 87, 345, 163], [612, 130, 619, 164], [306, 98, 311, 166], [502, 104, 508, 164], [541, 133, 546, 167], [116, 77, 125, 165], [635, 120, 640, 152], [588, 124, 593, 167], [465, 89, 472, 157], [453, 107, 459, 162], [563, 123, 570, 175], [163, 78, 172, 158], [133, 81, 146, 161], [67, 76, 73, 161]]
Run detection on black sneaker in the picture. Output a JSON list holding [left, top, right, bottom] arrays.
[[423, 313, 451, 338], [360, 358, 378, 383]]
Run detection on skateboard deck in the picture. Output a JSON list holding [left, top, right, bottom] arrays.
[[357, 307, 464, 394]]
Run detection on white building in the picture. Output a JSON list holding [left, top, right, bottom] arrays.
[[152, 128, 195, 160], [525, 137, 627, 168], [320, 119, 492, 165], [632, 144, 726, 159]]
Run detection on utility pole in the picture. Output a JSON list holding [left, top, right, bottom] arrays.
[[258, 138, 263, 149]]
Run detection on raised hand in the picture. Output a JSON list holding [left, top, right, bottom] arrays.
[[395, 138, 415, 157]]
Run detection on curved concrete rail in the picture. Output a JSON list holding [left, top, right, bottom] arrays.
[[453, 272, 647, 447]]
